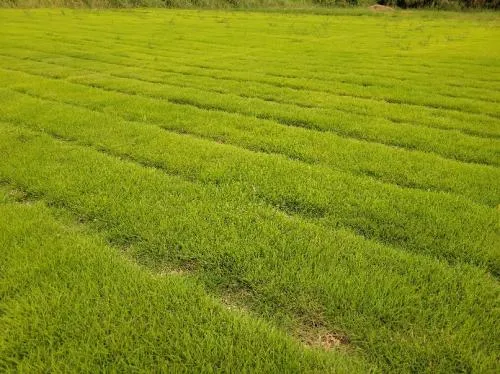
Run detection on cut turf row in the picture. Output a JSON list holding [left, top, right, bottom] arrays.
[[2, 30, 500, 112], [2, 44, 499, 140], [2, 38, 500, 137], [1, 51, 497, 166], [0, 123, 498, 373], [0, 187, 368, 373], [3, 11, 499, 92], [1, 69, 499, 208], [0, 88, 499, 276]]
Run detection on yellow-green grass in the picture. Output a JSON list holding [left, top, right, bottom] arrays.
[[0, 186, 368, 372], [0, 9, 499, 373]]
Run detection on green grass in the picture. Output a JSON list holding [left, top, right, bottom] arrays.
[[0, 186, 368, 372], [0, 9, 499, 373]]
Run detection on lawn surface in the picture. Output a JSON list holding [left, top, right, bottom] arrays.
[[0, 8, 499, 373]]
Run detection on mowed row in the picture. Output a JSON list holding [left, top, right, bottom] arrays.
[[0, 9, 499, 373]]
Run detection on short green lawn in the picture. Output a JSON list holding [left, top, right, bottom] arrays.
[[0, 9, 499, 373]]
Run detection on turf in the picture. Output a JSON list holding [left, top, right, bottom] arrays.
[[0, 9, 499, 373], [0, 186, 368, 372]]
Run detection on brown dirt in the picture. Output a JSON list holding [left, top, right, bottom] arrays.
[[8, 189, 33, 205], [296, 318, 351, 351], [369, 4, 395, 11], [303, 331, 351, 351]]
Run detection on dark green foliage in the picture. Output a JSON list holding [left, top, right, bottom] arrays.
[[377, 0, 499, 8]]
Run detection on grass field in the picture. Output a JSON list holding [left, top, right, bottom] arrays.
[[0, 8, 499, 373]]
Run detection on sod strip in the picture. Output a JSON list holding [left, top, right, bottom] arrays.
[[0, 191, 368, 373], [4, 31, 499, 104], [2, 38, 500, 131], [2, 10, 499, 92], [0, 58, 497, 167], [0, 123, 498, 373], [3, 31, 500, 112], [69, 74, 499, 166], [3, 13, 499, 97], [2, 45, 498, 140], [1, 71, 499, 209], [1, 88, 499, 274]]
